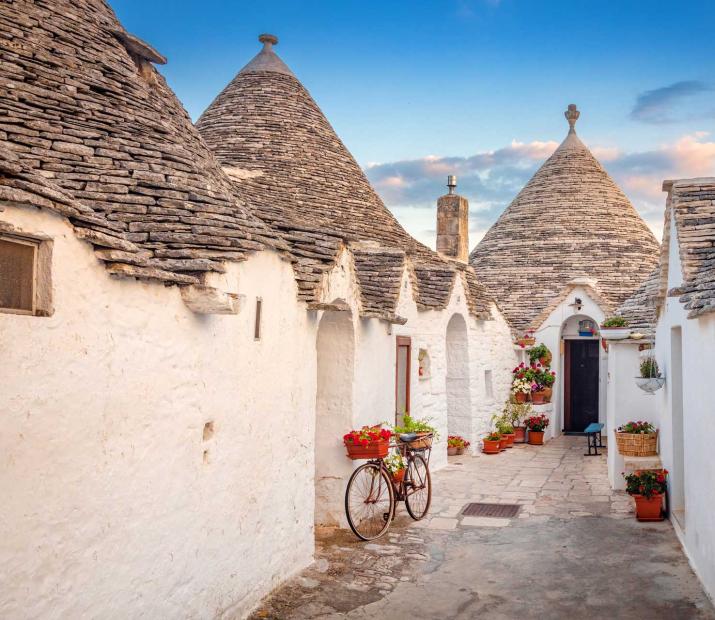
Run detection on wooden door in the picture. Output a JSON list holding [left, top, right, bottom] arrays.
[[395, 336, 411, 426], [564, 340, 599, 432]]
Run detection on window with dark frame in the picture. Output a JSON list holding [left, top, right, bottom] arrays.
[[254, 297, 262, 340], [0, 236, 38, 315]]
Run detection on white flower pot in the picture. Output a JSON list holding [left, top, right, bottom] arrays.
[[600, 327, 631, 340], [635, 376, 665, 394]]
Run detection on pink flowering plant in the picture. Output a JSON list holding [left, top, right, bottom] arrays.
[[512, 362, 555, 391], [618, 421, 656, 434]]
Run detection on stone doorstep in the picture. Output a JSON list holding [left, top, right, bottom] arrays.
[[623, 455, 662, 471]]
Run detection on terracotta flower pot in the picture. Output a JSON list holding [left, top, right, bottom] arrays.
[[528, 430, 545, 445], [447, 446, 458, 456], [514, 426, 526, 443], [503, 433, 516, 448], [542, 386, 553, 402], [499, 437, 509, 451], [482, 439, 501, 454], [539, 353, 552, 367], [391, 469, 405, 484], [456, 446, 465, 455], [633, 494, 663, 521], [531, 390, 547, 405], [514, 392, 529, 404]]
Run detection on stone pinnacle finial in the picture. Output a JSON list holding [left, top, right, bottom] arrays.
[[565, 103, 580, 133], [259, 34, 278, 50], [447, 175, 457, 195]]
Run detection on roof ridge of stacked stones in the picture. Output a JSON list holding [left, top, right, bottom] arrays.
[[470, 106, 660, 333], [196, 37, 493, 319], [0, 0, 288, 288]]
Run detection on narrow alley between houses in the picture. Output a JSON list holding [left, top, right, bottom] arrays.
[[249, 437, 714, 620]]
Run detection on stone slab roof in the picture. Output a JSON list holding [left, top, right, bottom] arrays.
[[196, 37, 492, 319], [0, 0, 283, 286], [661, 178, 715, 318], [470, 106, 660, 334], [616, 267, 660, 332]]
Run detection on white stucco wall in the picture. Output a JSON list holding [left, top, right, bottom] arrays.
[[0, 204, 317, 620], [651, 212, 715, 600]]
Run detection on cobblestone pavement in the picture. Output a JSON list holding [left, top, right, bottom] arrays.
[[248, 436, 715, 619]]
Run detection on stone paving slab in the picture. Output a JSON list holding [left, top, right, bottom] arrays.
[[247, 436, 715, 620]]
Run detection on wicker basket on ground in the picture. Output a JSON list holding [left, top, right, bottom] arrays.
[[615, 431, 658, 457]]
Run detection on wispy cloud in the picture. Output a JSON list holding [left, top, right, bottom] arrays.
[[365, 132, 715, 248], [630, 81, 713, 124]]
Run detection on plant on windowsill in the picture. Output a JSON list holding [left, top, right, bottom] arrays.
[[623, 469, 667, 521], [600, 316, 631, 340], [384, 452, 407, 483], [635, 356, 665, 394], [482, 432, 502, 455], [524, 414, 550, 445], [528, 343, 552, 367], [615, 420, 658, 457], [503, 401, 532, 443], [394, 415, 438, 449], [343, 425, 392, 460]]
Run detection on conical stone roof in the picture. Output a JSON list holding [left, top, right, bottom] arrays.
[[469, 105, 660, 333], [197, 36, 492, 317]]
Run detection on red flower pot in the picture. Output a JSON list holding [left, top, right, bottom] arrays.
[[515, 392, 528, 404], [503, 433, 516, 448], [531, 390, 547, 405], [542, 386, 552, 402], [633, 494, 664, 521], [391, 469, 405, 484], [345, 438, 389, 460], [498, 437, 509, 451], [447, 446, 458, 456], [482, 439, 501, 454], [514, 427, 526, 443], [528, 431, 545, 445]]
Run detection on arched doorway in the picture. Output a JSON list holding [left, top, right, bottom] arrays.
[[446, 314, 471, 442], [315, 307, 354, 528], [560, 314, 600, 433]]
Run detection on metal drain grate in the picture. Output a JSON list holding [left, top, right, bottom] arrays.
[[462, 503, 520, 518]]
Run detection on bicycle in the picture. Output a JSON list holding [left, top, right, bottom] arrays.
[[344, 433, 433, 540]]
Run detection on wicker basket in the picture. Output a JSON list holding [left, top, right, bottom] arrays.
[[615, 431, 658, 457], [406, 433, 433, 450]]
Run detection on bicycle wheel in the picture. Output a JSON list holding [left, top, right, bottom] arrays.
[[405, 454, 432, 520], [345, 462, 395, 540]]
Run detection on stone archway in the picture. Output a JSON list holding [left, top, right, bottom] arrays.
[[446, 313, 471, 442], [315, 307, 354, 527]]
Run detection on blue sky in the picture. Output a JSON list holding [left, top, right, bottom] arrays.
[[111, 0, 715, 246]]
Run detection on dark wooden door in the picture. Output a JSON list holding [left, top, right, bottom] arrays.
[[564, 340, 599, 432]]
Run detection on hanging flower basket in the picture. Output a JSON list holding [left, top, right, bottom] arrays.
[[635, 377, 665, 394]]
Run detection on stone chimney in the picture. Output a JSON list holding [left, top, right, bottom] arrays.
[[436, 175, 469, 262]]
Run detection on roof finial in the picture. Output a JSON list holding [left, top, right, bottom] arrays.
[[565, 103, 580, 134], [259, 34, 278, 50], [447, 175, 457, 195]]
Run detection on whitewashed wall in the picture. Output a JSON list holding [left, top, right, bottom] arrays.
[[0, 204, 317, 620], [534, 287, 607, 438], [651, 212, 715, 600]]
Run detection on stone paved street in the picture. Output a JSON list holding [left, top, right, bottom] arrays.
[[248, 437, 715, 619]]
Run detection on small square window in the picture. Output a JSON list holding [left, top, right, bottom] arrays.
[[0, 236, 38, 315]]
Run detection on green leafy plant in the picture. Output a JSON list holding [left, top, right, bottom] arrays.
[[528, 343, 551, 364], [523, 414, 550, 432], [503, 401, 533, 428], [491, 412, 514, 435], [640, 357, 661, 378], [623, 469, 667, 499], [485, 432, 502, 442], [393, 415, 439, 440], [618, 421, 656, 434], [534, 368, 556, 388], [447, 435, 466, 448], [602, 316, 629, 328]]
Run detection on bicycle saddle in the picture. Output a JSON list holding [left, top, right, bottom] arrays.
[[399, 433, 417, 442]]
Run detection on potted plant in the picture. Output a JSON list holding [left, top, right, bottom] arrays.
[[482, 432, 502, 455], [492, 413, 516, 448], [511, 378, 532, 403], [343, 425, 392, 459], [384, 452, 407, 483], [503, 401, 532, 443], [529, 343, 552, 367], [516, 330, 536, 348], [615, 421, 658, 457], [394, 415, 438, 449], [447, 435, 461, 456], [623, 469, 667, 521], [456, 438, 470, 455], [600, 316, 631, 340], [524, 414, 550, 445], [635, 356, 665, 394]]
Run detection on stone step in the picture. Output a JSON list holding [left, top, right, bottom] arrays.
[[623, 455, 662, 473]]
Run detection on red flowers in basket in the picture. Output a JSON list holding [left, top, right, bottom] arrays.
[[343, 425, 392, 448]]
